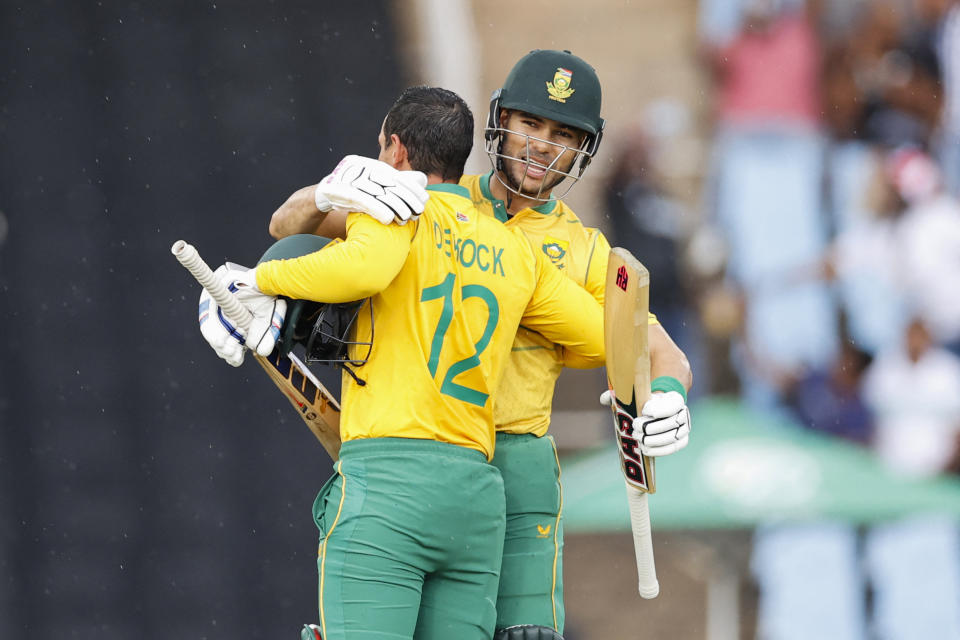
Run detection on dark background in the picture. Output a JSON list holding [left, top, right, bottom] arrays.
[[0, 2, 403, 637]]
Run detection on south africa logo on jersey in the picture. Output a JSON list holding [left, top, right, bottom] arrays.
[[541, 236, 569, 268], [546, 67, 575, 103], [456, 211, 469, 223]]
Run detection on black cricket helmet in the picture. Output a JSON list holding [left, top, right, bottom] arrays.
[[485, 49, 605, 201], [258, 234, 372, 371]]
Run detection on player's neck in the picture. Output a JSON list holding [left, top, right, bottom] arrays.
[[425, 174, 459, 186], [489, 171, 541, 216]]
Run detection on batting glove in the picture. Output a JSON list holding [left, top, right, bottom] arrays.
[[198, 263, 286, 367], [315, 154, 429, 225], [301, 624, 323, 640], [600, 389, 691, 457]]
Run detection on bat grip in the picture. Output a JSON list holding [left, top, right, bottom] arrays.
[[626, 486, 660, 599], [171, 240, 253, 331]]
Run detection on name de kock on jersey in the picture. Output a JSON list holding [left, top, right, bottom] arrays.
[[432, 220, 506, 277]]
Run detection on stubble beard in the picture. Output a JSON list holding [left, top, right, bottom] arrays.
[[502, 155, 569, 199]]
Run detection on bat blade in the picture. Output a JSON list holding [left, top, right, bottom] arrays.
[[172, 240, 342, 459], [604, 246, 659, 599], [252, 348, 341, 459]]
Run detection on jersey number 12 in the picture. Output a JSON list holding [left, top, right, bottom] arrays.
[[421, 272, 500, 407]]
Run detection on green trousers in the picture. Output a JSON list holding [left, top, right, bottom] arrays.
[[313, 438, 506, 640], [490, 433, 565, 632]]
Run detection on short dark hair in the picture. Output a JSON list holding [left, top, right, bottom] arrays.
[[383, 86, 473, 181]]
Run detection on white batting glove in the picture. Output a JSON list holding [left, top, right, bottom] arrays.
[[197, 263, 286, 367], [600, 389, 691, 457], [314, 155, 429, 225]]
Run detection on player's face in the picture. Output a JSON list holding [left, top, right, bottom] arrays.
[[498, 110, 586, 197]]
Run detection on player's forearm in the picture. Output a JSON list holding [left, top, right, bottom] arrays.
[[524, 253, 607, 362], [649, 323, 692, 392], [541, 288, 606, 363], [269, 185, 328, 239], [560, 302, 605, 363], [551, 290, 606, 367], [257, 214, 410, 302], [560, 348, 603, 369]]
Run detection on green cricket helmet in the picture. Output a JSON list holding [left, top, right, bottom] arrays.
[[485, 49, 605, 201], [258, 234, 371, 378]]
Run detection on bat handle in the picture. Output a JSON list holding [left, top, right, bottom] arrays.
[[171, 239, 253, 331], [626, 485, 660, 599]]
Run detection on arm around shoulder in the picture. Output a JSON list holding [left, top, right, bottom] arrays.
[[522, 252, 605, 364], [269, 184, 331, 239], [257, 213, 413, 303]]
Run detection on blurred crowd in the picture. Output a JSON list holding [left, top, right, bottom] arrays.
[[602, 0, 960, 636], [605, 0, 960, 479]]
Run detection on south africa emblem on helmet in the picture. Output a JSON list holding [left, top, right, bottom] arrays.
[[546, 67, 575, 103]]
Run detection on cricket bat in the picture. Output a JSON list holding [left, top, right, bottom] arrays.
[[604, 246, 659, 599], [171, 240, 342, 459]]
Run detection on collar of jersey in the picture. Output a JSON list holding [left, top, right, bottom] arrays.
[[426, 183, 470, 198], [480, 171, 557, 222]]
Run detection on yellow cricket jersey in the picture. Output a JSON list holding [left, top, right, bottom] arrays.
[[460, 172, 658, 436], [255, 183, 604, 459]]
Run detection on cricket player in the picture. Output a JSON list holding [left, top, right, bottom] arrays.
[[268, 51, 693, 639], [198, 86, 607, 640], [468, 50, 690, 637]]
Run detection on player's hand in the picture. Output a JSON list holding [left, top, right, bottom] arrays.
[[198, 263, 286, 367], [636, 391, 690, 456], [314, 154, 429, 225], [600, 389, 691, 457]]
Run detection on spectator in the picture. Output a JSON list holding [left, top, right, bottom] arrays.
[[703, 0, 822, 130], [604, 124, 691, 349], [825, 149, 910, 353], [700, 0, 838, 410], [822, 147, 960, 355], [698, 0, 807, 50], [860, 317, 960, 638], [821, 2, 941, 304], [822, 0, 941, 148], [886, 148, 960, 352], [862, 317, 960, 476], [785, 339, 874, 445]]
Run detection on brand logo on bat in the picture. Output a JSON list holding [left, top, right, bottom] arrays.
[[616, 265, 629, 291], [613, 397, 649, 490]]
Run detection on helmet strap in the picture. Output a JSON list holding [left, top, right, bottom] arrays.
[[339, 361, 367, 387]]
